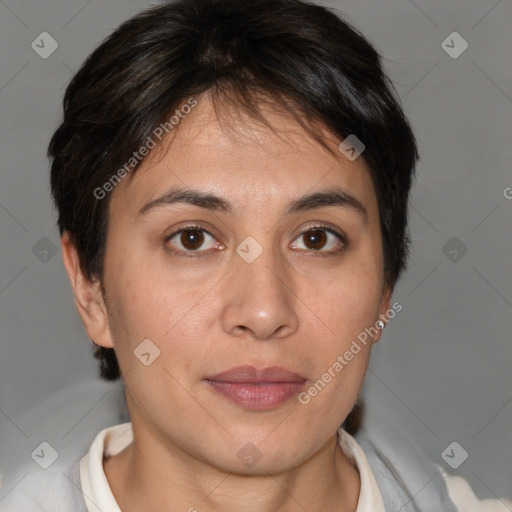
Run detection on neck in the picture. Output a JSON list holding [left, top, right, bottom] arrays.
[[104, 427, 360, 512]]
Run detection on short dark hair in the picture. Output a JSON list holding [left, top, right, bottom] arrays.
[[49, 0, 418, 384]]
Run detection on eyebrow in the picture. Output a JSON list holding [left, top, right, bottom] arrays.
[[137, 186, 368, 223]]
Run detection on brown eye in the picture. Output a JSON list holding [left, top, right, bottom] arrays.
[[180, 229, 204, 250], [290, 226, 345, 254], [167, 227, 219, 254], [303, 229, 328, 250]]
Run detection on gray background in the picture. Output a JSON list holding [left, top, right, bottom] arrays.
[[1, 0, 511, 503]]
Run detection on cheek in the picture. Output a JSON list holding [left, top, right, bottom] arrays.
[[305, 266, 383, 345], [105, 257, 216, 371], [297, 292, 374, 422], [298, 259, 382, 397]]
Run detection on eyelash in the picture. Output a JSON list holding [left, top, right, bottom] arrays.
[[164, 222, 347, 258]]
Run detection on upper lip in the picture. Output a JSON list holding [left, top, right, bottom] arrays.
[[206, 365, 306, 383]]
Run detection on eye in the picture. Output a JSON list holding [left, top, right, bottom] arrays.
[[166, 225, 223, 255], [290, 224, 346, 254]]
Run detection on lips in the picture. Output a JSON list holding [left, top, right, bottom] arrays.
[[207, 365, 306, 383], [204, 365, 306, 410]]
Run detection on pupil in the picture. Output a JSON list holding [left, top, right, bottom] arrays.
[[181, 230, 204, 250], [305, 229, 326, 250]]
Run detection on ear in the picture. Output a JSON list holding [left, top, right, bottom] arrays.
[[60, 231, 114, 349], [372, 285, 393, 343]]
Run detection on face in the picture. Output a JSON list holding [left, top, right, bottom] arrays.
[[68, 96, 391, 475]]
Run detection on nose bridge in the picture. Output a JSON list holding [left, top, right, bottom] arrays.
[[240, 241, 286, 299], [221, 238, 299, 340]]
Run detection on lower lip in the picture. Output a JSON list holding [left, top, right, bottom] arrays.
[[205, 381, 306, 410]]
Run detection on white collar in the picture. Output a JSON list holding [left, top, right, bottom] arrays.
[[80, 422, 385, 512]]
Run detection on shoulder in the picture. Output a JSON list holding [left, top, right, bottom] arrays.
[[0, 378, 127, 512], [0, 458, 86, 512], [438, 465, 512, 512], [353, 400, 511, 512]]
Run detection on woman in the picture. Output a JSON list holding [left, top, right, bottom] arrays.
[[2, 1, 509, 510]]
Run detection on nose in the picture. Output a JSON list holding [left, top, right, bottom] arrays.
[[220, 244, 299, 341]]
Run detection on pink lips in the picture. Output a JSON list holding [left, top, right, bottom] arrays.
[[205, 365, 306, 410]]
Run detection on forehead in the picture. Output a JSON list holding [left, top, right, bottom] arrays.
[[108, 96, 378, 222]]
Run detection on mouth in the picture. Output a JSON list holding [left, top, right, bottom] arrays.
[[204, 365, 307, 411]]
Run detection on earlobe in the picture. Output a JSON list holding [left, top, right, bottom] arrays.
[[373, 285, 393, 343], [60, 231, 114, 349]]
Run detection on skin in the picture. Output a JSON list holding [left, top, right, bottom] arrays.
[[61, 95, 392, 512]]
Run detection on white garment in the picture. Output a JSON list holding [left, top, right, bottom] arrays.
[[438, 465, 512, 512], [2, 418, 510, 511], [79, 422, 386, 512]]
